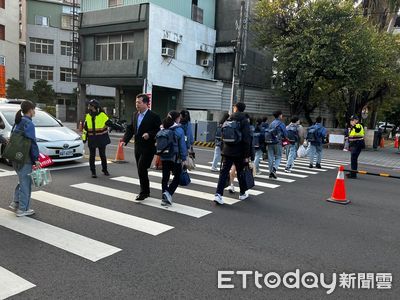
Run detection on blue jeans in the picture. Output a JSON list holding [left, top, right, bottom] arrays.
[[254, 149, 263, 173], [14, 164, 33, 211], [286, 144, 297, 169], [267, 144, 282, 173], [309, 144, 323, 165], [211, 145, 221, 169]]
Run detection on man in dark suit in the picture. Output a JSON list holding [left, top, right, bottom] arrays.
[[123, 94, 161, 200]]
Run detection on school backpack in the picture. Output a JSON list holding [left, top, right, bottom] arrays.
[[221, 120, 242, 144], [264, 124, 280, 144], [287, 124, 299, 143], [156, 128, 177, 159], [307, 125, 320, 143]]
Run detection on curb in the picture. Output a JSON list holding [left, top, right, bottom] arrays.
[[193, 141, 215, 148]]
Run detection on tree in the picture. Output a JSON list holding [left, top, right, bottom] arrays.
[[253, 0, 400, 126], [6, 78, 29, 99], [31, 79, 55, 104]]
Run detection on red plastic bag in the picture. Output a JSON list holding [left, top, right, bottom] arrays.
[[38, 153, 54, 168]]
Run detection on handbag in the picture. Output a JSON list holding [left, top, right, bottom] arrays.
[[179, 168, 191, 186], [31, 168, 52, 188], [185, 156, 196, 171], [240, 166, 255, 191], [2, 131, 32, 164]]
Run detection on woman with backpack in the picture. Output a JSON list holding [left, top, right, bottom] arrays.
[[159, 111, 188, 206], [284, 117, 304, 173], [211, 113, 230, 172], [180, 110, 195, 169], [8, 100, 40, 217]]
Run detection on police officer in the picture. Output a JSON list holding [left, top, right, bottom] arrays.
[[347, 115, 365, 179], [82, 99, 112, 178]]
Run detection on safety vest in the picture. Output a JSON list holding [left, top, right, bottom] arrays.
[[82, 112, 109, 141], [349, 124, 364, 142]]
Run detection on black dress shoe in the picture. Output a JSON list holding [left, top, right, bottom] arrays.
[[102, 170, 110, 176], [135, 194, 149, 201]]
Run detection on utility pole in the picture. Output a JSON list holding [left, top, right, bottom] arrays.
[[230, 0, 246, 113], [239, 0, 250, 103]]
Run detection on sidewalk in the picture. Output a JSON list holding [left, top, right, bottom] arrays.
[[322, 147, 400, 170]]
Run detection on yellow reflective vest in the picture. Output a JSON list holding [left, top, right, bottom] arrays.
[[82, 112, 109, 142], [349, 124, 364, 142]]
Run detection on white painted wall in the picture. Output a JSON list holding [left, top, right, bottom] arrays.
[[146, 4, 216, 92], [0, 1, 20, 81]]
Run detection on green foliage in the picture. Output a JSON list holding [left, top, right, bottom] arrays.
[[6, 78, 29, 99], [253, 0, 400, 126], [31, 79, 56, 105]]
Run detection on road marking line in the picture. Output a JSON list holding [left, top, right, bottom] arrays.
[[0, 266, 36, 300], [277, 160, 331, 170], [258, 163, 318, 174], [295, 158, 346, 165], [189, 169, 280, 189], [165, 168, 264, 195], [111, 176, 240, 205], [0, 208, 121, 262], [0, 171, 16, 177], [280, 159, 337, 168], [71, 182, 213, 217], [31, 191, 177, 233]]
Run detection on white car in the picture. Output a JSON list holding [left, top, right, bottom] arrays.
[[0, 103, 84, 163]]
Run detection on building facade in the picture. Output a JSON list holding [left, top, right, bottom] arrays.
[[25, 0, 114, 121], [79, 0, 216, 120], [0, 0, 21, 97]]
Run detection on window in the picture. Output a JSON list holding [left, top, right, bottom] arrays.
[[0, 24, 4, 40], [29, 65, 53, 80], [95, 34, 134, 61], [61, 15, 74, 30], [61, 41, 73, 56], [35, 16, 49, 26], [192, 3, 203, 24], [30, 38, 54, 54], [108, 0, 123, 7], [60, 67, 77, 82], [0, 0, 5, 9], [0, 55, 5, 66]]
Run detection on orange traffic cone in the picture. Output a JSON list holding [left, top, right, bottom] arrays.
[[327, 165, 350, 205], [380, 137, 385, 148], [394, 136, 399, 149], [113, 141, 127, 163]]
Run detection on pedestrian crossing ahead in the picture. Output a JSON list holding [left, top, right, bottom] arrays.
[[0, 156, 346, 298]]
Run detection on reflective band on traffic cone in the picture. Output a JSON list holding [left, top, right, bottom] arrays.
[[395, 136, 399, 149], [112, 142, 127, 163], [327, 165, 350, 205]]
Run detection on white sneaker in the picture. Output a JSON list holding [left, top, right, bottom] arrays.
[[256, 171, 262, 176], [16, 209, 35, 217], [210, 167, 219, 172], [239, 193, 249, 201], [228, 184, 235, 193], [214, 194, 224, 205], [9, 202, 19, 211], [161, 191, 173, 206]]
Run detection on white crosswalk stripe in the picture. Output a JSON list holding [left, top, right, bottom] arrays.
[[295, 157, 346, 166], [31, 191, 177, 233], [277, 160, 331, 170], [0, 208, 121, 262], [71, 182, 222, 214], [0, 266, 36, 300], [147, 171, 264, 195], [109, 176, 240, 205], [258, 162, 319, 174], [189, 169, 280, 189]]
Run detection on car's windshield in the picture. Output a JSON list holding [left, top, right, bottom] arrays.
[[1, 110, 62, 127]]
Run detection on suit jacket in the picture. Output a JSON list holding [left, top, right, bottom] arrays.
[[123, 109, 161, 154]]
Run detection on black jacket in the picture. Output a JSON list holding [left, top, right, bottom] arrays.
[[123, 109, 161, 154], [221, 112, 251, 159]]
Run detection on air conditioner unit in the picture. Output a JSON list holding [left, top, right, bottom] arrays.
[[201, 59, 212, 67], [161, 47, 175, 58]]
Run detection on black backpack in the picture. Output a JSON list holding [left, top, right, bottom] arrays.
[[264, 124, 280, 144], [307, 125, 320, 143], [221, 120, 242, 144], [156, 128, 178, 159], [287, 124, 299, 143]]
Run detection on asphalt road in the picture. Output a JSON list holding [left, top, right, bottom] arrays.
[[0, 136, 399, 299]]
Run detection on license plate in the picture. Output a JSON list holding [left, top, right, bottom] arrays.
[[59, 149, 74, 157]]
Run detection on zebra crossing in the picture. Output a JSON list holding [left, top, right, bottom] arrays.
[[0, 156, 346, 298]]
